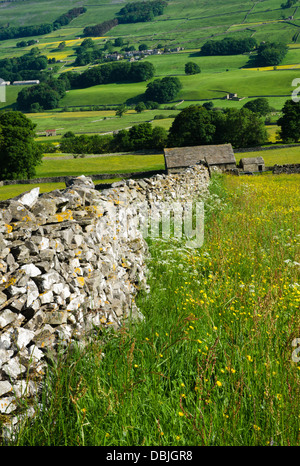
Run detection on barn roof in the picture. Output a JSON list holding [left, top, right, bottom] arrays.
[[164, 144, 236, 170]]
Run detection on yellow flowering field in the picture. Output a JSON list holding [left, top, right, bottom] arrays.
[[9, 173, 300, 446]]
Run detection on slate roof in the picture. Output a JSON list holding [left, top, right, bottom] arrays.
[[164, 144, 236, 170]]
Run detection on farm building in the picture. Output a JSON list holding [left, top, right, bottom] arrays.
[[164, 144, 236, 174], [12, 80, 40, 85], [45, 129, 57, 137], [239, 156, 265, 172]]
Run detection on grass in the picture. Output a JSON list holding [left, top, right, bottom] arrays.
[[34, 153, 165, 178], [5, 172, 299, 446], [235, 146, 300, 166], [30, 109, 180, 136]]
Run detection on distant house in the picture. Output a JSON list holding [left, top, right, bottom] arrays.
[[225, 93, 245, 101], [12, 80, 40, 85], [45, 129, 57, 137], [164, 144, 236, 175], [239, 156, 265, 173]]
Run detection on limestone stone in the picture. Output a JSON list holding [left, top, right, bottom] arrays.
[[0, 381, 13, 397], [15, 328, 35, 350], [0, 348, 14, 365], [0, 309, 18, 328], [3, 357, 26, 378], [16, 187, 40, 209], [21, 263, 42, 278], [26, 280, 39, 307], [0, 397, 16, 414]]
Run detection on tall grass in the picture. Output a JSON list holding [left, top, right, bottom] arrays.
[[4, 173, 299, 446]]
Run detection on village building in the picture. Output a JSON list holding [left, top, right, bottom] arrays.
[[239, 156, 265, 173], [225, 92, 245, 101], [45, 129, 57, 137], [164, 144, 236, 175], [12, 80, 40, 85]]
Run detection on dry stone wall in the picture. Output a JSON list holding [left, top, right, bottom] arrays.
[[0, 165, 209, 438], [272, 164, 300, 174]]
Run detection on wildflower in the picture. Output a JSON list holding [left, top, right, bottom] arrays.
[[176, 435, 181, 441], [159, 354, 163, 358], [216, 380, 222, 387], [180, 383, 185, 387], [253, 425, 261, 431], [134, 364, 139, 368], [247, 355, 253, 362], [105, 433, 110, 438], [155, 332, 159, 337], [178, 411, 184, 417]]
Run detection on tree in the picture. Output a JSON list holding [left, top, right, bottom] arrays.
[[139, 43, 148, 51], [17, 83, 61, 111], [129, 122, 153, 150], [115, 105, 127, 117], [255, 42, 288, 67], [168, 105, 216, 147], [243, 98, 271, 116], [167, 105, 268, 149], [114, 37, 124, 47], [202, 101, 214, 111], [185, 62, 201, 75], [135, 102, 147, 113], [144, 77, 182, 103], [151, 126, 168, 149], [0, 112, 43, 180], [216, 108, 268, 148], [277, 99, 300, 143]]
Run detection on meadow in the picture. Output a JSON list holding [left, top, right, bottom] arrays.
[[7, 172, 299, 446]]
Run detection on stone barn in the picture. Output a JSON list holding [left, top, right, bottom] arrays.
[[239, 156, 265, 173], [164, 144, 236, 175]]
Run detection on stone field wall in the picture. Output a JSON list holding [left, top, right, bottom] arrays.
[[272, 164, 300, 174], [0, 165, 209, 439]]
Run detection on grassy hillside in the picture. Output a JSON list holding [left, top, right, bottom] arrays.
[[0, 0, 299, 156]]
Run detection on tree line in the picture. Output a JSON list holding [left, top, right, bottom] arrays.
[[58, 123, 168, 155], [0, 7, 86, 40], [0, 48, 48, 82], [83, 19, 119, 38], [200, 37, 288, 67], [117, 0, 167, 23], [200, 37, 257, 56]]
